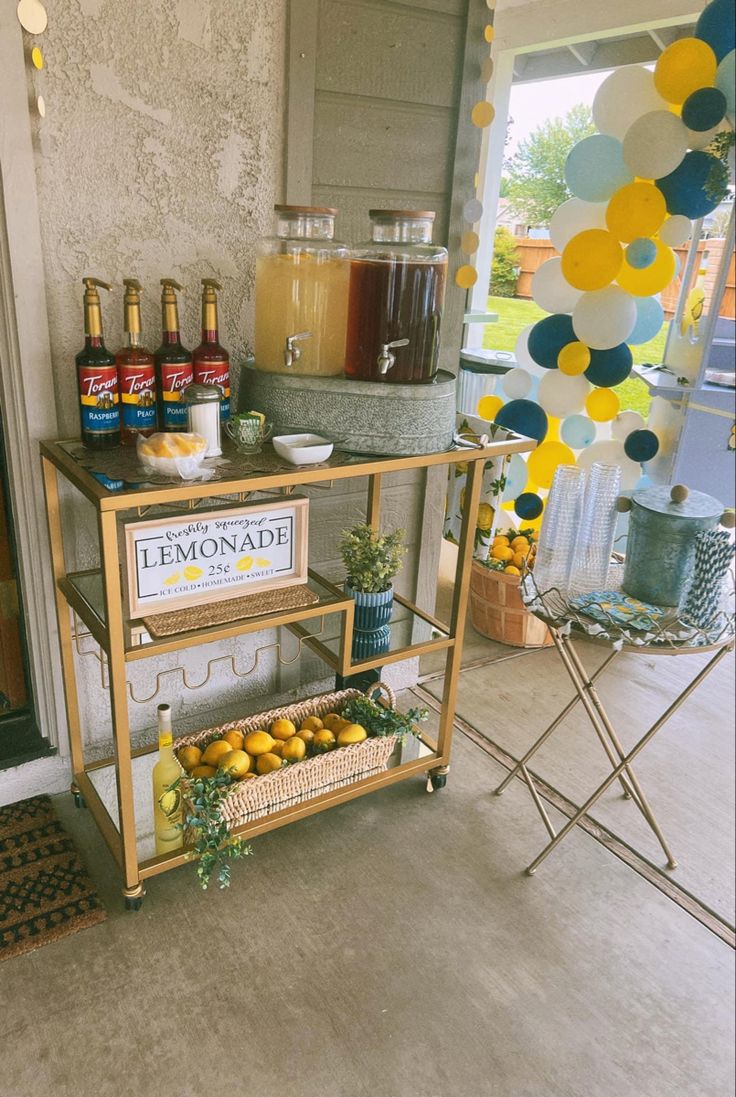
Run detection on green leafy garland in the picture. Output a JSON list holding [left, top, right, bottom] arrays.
[[172, 770, 252, 890]]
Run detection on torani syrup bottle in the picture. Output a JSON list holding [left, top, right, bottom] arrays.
[[193, 278, 230, 421], [116, 279, 157, 446], [154, 279, 193, 431], [76, 277, 120, 449], [152, 703, 183, 855]]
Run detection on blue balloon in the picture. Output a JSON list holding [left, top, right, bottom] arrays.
[[514, 492, 544, 521], [561, 414, 597, 449], [626, 238, 657, 269], [628, 297, 664, 346], [656, 151, 728, 219], [565, 135, 633, 203], [624, 429, 660, 463], [584, 344, 633, 387], [716, 51, 735, 120], [527, 314, 575, 369], [495, 399, 549, 443], [695, 0, 735, 63], [682, 87, 727, 132], [502, 453, 529, 501]]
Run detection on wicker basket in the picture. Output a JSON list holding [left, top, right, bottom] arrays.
[[174, 684, 399, 829], [470, 561, 551, 648]]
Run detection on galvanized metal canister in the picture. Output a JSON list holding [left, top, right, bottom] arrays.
[[622, 485, 723, 606]]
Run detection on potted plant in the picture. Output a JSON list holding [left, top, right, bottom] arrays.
[[340, 523, 406, 632]]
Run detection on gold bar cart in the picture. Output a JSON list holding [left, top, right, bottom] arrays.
[[40, 434, 533, 908]]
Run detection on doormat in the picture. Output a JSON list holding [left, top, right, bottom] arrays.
[[0, 794, 106, 962]]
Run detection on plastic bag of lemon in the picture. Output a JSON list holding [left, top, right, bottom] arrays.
[[444, 415, 511, 559]]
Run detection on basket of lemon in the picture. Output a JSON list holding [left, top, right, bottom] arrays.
[[469, 528, 551, 648], [174, 683, 420, 829]]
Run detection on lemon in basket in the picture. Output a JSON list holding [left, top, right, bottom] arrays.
[[270, 718, 296, 741], [270, 741, 285, 758], [218, 750, 252, 779], [321, 713, 342, 731], [177, 745, 202, 772], [223, 729, 245, 751], [190, 765, 217, 778], [244, 730, 276, 756], [202, 739, 234, 767], [313, 729, 336, 753], [296, 728, 315, 749], [300, 715, 324, 733], [256, 752, 285, 775], [282, 737, 307, 763], [337, 723, 368, 747]]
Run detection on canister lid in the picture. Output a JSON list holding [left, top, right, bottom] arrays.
[[369, 209, 436, 220], [182, 383, 222, 404], [632, 484, 723, 520], [274, 204, 337, 217]]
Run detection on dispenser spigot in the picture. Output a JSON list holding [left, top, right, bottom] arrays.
[[284, 331, 312, 368], [377, 338, 409, 375]]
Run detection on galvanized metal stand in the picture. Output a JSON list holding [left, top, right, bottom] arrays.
[[495, 624, 734, 875]]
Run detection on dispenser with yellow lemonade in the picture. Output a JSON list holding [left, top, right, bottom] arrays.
[[254, 205, 349, 376], [152, 703, 183, 855]]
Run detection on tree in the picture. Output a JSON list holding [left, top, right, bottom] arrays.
[[505, 104, 595, 228], [491, 227, 520, 297]]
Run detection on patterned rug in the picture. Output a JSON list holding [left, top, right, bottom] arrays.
[[0, 795, 106, 962]]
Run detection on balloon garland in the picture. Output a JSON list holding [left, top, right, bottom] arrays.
[[496, 0, 734, 527]]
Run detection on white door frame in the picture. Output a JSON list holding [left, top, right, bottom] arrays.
[[0, 11, 67, 757]]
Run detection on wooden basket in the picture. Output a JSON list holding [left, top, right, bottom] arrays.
[[174, 684, 399, 829], [469, 561, 551, 649]]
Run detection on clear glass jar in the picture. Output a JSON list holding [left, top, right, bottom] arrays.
[[254, 205, 349, 376], [345, 210, 448, 384]]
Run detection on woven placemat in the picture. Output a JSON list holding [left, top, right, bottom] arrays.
[[143, 583, 320, 637]]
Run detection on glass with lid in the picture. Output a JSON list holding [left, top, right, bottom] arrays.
[[254, 205, 349, 377], [344, 210, 448, 384]]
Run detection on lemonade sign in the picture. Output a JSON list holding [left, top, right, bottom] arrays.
[[124, 498, 309, 617]]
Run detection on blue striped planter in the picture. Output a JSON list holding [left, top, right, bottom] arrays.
[[345, 582, 394, 630], [351, 625, 391, 662]]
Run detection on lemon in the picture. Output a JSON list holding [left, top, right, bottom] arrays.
[[256, 752, 285, 775], [300, 715, 323, 732], [190, 765, 217, 778], [313, 729, 336, 753], [183, 565, 203, 581], [164, 573, 181, 586], [236, 556, 254, 572], [511, 536, 530, 551], [202, 739, 234, 767], [177, 745, 202, 772], [296, 728, 315, 748], [477, 503, 493, 529], [241, 772, 257, 780], [256, 557, 271, 567], [504, 565, 521, 576], [492, 535, 510, 546], [512, 552, 528, 569], [321, 713, 342, 730], [270, 718, 296, 741], [223, 729, 244, 751], [282, 737, 307, 763], [270, 740, 284, 757], [244, 730, 276, 756], [158, 789, 181, 817], [491, 545, 514, 562], [218, 749, 252, 779], [337, 723, 368, 746]]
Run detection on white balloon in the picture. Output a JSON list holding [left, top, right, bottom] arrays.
[[577, 440, 640, 489], [658, 215, 692, 248], [514, 324, 547, 377], [593, 66, 668, 142], [502, 367, 533, 400], [549, 198, 608, 253], [572, 287, 637, 350], [537, 372, 590, 418], [686, 124, 722, 150], [611, 410, 645, 441], [531, 258, 583, 314], [622, 111, 689, 181]]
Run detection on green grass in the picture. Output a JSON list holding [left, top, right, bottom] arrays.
[[482, 295, 663, 418]]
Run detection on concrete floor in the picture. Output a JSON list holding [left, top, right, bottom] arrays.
[[1, 543, 734, 1097]]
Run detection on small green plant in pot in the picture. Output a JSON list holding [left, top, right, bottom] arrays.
[[340, 523, 405, 631]]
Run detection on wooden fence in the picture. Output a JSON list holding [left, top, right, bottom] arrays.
[[512, 236, 735, 319]]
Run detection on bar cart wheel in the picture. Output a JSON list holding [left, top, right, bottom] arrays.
[[427, 765, 449, 792], [71, 783, 86, 809], [123, 885, 146, 912]]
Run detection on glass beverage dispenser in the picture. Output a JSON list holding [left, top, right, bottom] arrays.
[[254, 205, 349, 376], [344, 210, 447, 384]]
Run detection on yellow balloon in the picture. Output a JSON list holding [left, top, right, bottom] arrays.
[[502, 500, 516, 512], [586, 387, 620, 422], [561, 230, 623, 292], [606, 182, 667, 243], [617, 239, 676, 297], [654, 38, 717, 106], [558, 341, 591, 376], [477, 394, 503, 421], [546, 416, 561, 441], [527, 441, 576, 489]]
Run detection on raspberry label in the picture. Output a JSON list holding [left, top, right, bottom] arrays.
[[78, 365, 119, 435], [120, 363, 157, 431], [159, 360, 193, 428]]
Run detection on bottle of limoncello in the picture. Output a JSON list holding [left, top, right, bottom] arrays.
[[152, 703, 183, 854]]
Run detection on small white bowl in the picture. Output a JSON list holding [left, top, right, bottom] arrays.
[[273, 433, 334, 465]]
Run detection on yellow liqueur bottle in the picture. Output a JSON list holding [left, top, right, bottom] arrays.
[[152, 703, 183, 854]]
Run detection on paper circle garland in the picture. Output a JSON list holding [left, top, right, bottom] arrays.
[[531, 257, 583, 314], [695, 0, 735, 64], [611, 410, 646, 441], [527, 314, 575, 369], [606, 181, 667, 243], [561, 229, 623, 292], [656, 150, 729, 218], [686, 123, 723, 150], [561, 414, 597, 449], [572, 287, 637, 350], [654, 38, 717, 105], [658, 215, 692, 247], [628, 296, 665, 345], [527, 441, 576, 489], [514, 492, 544, 521], [494, 399, 548, 443], [622, 111, 689, 181], [471, 101, 495, 127], [461, 231, 480, 254], [502, 367, 533, 400], [16, 0, 48, 34], [626, 239, 657, 269], [558, 342, 590, 376], [623, 429, 660, 462], [476, 394, 503, 422], [592, 66, 667, 142], [537, 372, 590, 418], [617, 239, 676, 297], [455, 265, 478, 289], [549, 198, 608, 252], [681, 86, 727, 132], [31, 45, 44, 69], [586, 387, 620, 422], [565, 135, 633, 203], [716, 51, 735, 120], [463, 198, 483, 223], [584, 343, 633, 387]]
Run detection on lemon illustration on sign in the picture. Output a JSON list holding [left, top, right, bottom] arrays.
[[256, 752, 285, 775], [282, 737, 307, 762], [184, 566, 203, 581], [337, 723, 368, 746], [256, 557, 271, 567], [236, 556, 254, 572], [158, 788, 181, 818], [243, 730, 276, 756], [164, 572, 181, 586]]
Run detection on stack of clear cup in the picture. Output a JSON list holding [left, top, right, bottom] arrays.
[[568, 463, 622, 598], [532, 465, 586, 596]]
